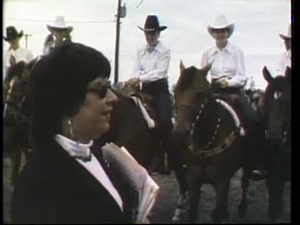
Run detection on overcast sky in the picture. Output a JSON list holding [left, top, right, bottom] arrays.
[[3, 0, 291, 89]]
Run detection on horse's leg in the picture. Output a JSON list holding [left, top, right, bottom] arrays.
[[10, 148, 21, 187], [238, 168, 250, 217], [212, 176, 231, 223], [171, 145, 189, 223], [187, 165, 203, 223], [266, 173, 285, 222]]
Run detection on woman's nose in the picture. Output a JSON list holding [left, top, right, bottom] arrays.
[[106, 89, 118, 104]]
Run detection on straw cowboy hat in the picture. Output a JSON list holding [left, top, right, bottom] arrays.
[[279, 23, 291, 39], [3, 26, 24, 41], [207, 14, 235, 38], [138, 15, 167, 32], [47, 16, 73, 33]]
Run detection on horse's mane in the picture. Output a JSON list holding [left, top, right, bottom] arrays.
[[176, 66, 197, 92]]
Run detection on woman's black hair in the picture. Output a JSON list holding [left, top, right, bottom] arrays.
[[29, 42, 111, 145]]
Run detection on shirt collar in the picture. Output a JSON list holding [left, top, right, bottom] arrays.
[[141, 41, 163, 55], [210, 41, 233, 56], [54, 134, 93, 161], [8, 46, 20, 51]]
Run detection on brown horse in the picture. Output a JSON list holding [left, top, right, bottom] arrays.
[[263, 66, 291, 222], [172, 61, 250, 223], [3, 60, 36, 187], [238, 66, 291, 222]]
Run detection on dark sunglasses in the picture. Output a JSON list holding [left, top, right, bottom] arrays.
[[86, 80, 111, 99]]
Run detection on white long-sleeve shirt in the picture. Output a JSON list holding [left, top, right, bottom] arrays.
[[276, 49, 291, 76], [200, 42, 247, 88], [132, 41, 170, 83], [3, 46, 34, 81]]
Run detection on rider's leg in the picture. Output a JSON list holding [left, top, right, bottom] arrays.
[[153, 92, 173, 174], [234, 94, 266, 180]]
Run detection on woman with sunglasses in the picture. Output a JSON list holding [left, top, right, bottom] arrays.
[[10, 43, 136, 223], [201, 14, 265, 180]]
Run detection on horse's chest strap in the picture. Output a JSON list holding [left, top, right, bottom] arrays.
[[189, 128, 240, 158]]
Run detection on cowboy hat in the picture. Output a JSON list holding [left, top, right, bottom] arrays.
[[138, 15, 167, 32], [279, 23, 291, 39], [47, 16, 73, 33], [207, 14, 235, 38], [3, 26, 24, 41]]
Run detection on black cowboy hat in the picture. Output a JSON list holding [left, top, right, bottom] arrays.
[[138, 15, 167, 32], [3, 26, 24, 41]]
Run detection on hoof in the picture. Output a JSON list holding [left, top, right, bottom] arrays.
[[172, 208, 186, 223], [249, 170, 266, 181]]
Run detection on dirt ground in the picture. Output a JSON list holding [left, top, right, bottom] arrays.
[[3, 156, 290, 224]]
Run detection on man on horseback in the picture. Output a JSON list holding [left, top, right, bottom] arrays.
[[3, 26, 34, 81], [128, 15, 173, 174], [201, 14, 265, 180], [44, 16, 73, 54]]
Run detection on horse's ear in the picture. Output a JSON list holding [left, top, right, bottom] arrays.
[[201, 63, 212, 75], [262, 66, 273, 83], [179, 60, 185, 74]]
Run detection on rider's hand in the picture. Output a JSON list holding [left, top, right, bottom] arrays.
[[216, 78, 229, 88]]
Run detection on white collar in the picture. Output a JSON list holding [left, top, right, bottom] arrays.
[[211, 41, 233, 55], [54, 134, 93, 161], [141, 41, 163, 55]]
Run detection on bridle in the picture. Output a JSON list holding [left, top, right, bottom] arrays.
[[4, 78, 29, 126]]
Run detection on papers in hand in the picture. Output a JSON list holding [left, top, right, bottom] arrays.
[[102, 142, 159, 223]]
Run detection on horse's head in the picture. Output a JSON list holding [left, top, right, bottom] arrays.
[[172, 61, 211, 145], [262, 66, 291, 144], [3, 60, 35, 127]]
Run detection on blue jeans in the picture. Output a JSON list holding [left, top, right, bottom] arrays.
[[142, 79, 173, 152]]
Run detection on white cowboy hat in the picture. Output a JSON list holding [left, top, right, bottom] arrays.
[[207, 14, 235, 38], [279, 23, 291, 39], [47, 16, 73, 33]]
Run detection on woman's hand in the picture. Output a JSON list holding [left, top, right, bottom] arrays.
[[128, 78, 141, 91], [216, 77, 229, 88]]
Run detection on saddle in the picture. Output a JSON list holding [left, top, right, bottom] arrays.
[[122, 82, 159, 129]]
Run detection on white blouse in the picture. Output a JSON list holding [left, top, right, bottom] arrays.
[[276, 50, 291, 76], [132, 41, 171, 83], [3, 47, 34, 81], [54, 134, 123, 212], [201, 41, 247, 88]]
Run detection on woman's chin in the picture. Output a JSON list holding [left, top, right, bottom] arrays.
[[94, 124, 110, 139]]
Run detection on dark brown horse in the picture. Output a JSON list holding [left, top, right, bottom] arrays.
[[3, 60, 36, 187], [172, 61, 248, 223], [238, 66, 291, 223], [264, 66, 291, 222]]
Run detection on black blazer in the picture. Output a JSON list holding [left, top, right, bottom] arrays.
[[11, 139, 132, 224]]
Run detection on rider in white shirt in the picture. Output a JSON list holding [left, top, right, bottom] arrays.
[[3, 26, 34, 81], [276, 23, 291, 76], [129, 15, 172, 174], [201, 14, 265, 180]]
